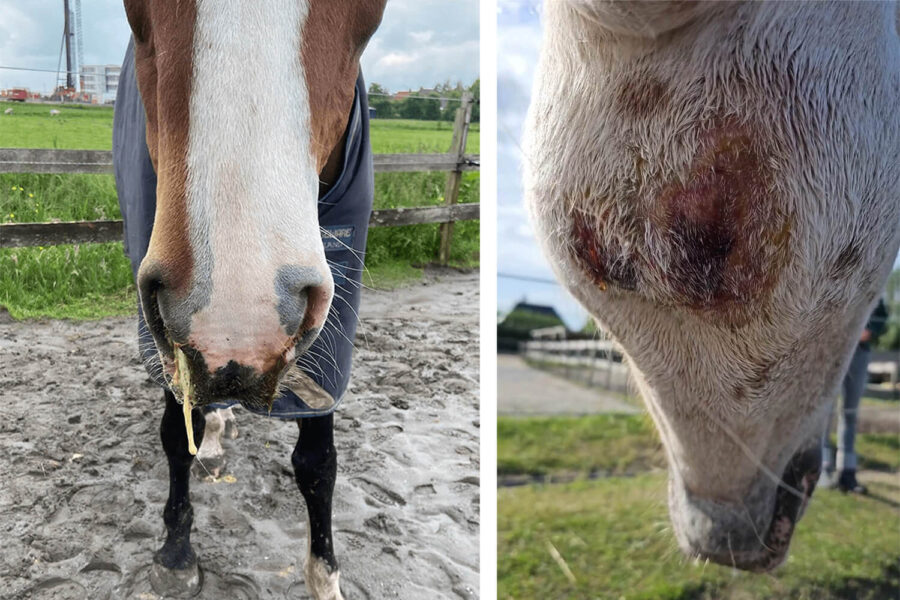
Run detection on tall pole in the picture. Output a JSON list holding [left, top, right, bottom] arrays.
[[75, 0, 84, 92], [63, 0, 74, 89]]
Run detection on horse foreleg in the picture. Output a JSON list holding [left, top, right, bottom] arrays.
[[149, 389, 206, 598], [292, 414, 342, 600], [194, 407, 226, 479], [221, 406, 239, 439]]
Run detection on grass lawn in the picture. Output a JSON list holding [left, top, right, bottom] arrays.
[[0, 102, 479, 319], [498, 414, 665, 478], [499, 474, 900, 600], [862, 395, 900, 407], [0, 103, 480, 153], [498, 414, 900, 599], [0, 102, 115, 149], [498, 414, 900, 479]]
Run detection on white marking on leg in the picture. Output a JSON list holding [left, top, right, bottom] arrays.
[[221, 406, 238, 439], [196, 409, 225, 478], [305, 554, 343, 600]]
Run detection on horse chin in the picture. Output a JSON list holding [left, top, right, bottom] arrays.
[[144, 324, 324, 411], [669, 445, 821, 572]]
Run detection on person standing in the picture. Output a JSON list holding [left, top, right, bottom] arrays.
[[822, 298, 890, 494]]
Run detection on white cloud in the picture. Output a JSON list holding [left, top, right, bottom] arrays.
[[408, 30, 435, 44], [361, 0, 479, 92], [0, 0, 130, 92], [376, 52, 418, 69]]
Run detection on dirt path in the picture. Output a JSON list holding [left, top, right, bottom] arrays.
[[498, 354, 638, 416], [0, 268, 479, 600]]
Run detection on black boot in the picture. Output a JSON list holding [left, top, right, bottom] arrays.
[[836, 469, 867, 494]]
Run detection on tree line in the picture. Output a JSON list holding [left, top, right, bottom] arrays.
[[367, 80, 480, 123]]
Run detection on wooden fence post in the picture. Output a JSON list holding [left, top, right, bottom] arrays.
[[438, 92, 474, 265]]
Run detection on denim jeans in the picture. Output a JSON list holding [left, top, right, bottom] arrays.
[[822, 345, 870, 472]]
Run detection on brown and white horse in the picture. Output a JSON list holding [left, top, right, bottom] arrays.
[[122, 1, 385, 598], [525, 1, 900, 571]]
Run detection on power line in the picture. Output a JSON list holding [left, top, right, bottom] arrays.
[[498, 272, 560, 285], [367, 91, 477, 103], [0, 65, 83, 76]]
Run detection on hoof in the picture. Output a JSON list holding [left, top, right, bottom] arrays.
[[149, 559, 203, 598], [192, 454, 226, 481]]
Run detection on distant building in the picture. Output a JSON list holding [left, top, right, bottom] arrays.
[[498, 301, 570, 352], [416, 87, 449, 110], [81, 64, 120, 102], [530, 325, 568, 340], [507, 302, 565, 323]]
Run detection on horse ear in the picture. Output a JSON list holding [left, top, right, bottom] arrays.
[[123, 0, 152, 44]]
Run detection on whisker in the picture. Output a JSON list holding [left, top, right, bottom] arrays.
[[698, 406, 807, 501]]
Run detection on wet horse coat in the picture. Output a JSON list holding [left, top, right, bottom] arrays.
[[112, 2, 385, 598]]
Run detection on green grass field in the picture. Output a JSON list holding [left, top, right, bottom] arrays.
[[0, 101, 479, 319], [498, 414, 900, 599]]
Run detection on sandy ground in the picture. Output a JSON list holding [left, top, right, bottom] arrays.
[[498, 354, 637, 416], [0, 268, 479, 600]]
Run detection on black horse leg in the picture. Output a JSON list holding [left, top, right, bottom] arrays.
[[149, 389, 206, 597], [292, 414, 342, 597]]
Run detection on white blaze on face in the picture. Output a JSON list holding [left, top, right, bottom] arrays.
[[185, 0, 332, 373]]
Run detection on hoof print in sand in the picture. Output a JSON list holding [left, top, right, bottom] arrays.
[[351, 477, 407, 507]]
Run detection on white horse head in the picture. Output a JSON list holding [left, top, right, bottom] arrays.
[[525, 0, 900, 570]]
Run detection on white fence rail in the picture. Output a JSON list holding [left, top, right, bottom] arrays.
[[521, 340, 900, 400], [521, 339, 630, 393]]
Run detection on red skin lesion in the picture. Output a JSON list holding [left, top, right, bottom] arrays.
[[571, 119, 792, 321], [572, 208, 636, 292]]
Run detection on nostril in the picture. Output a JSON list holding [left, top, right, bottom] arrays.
[[137, 263, 170, 354], [275, 265, 324, 335]]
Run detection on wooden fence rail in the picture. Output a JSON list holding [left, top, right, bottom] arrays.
[[0, 148, 480, 175], [0, 204, 480, 248], [0, 107, 480, 251]]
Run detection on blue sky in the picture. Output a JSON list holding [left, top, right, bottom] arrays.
[[497, 0, 589, 329], [0, 0, 479, 94]]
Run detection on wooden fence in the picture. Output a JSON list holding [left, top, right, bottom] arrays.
[[0, 96, 479, 262]]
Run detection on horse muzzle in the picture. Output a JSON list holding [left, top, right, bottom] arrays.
[[669, 445, 821, 571]]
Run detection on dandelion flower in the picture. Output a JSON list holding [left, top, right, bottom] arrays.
[[28, 193, 33, 198]]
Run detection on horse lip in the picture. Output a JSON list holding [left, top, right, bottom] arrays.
[[682, 445, 821, 572], [160, 329, 321, 410], [741, 447, 822, 572], [293, 327, 320, 357]]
